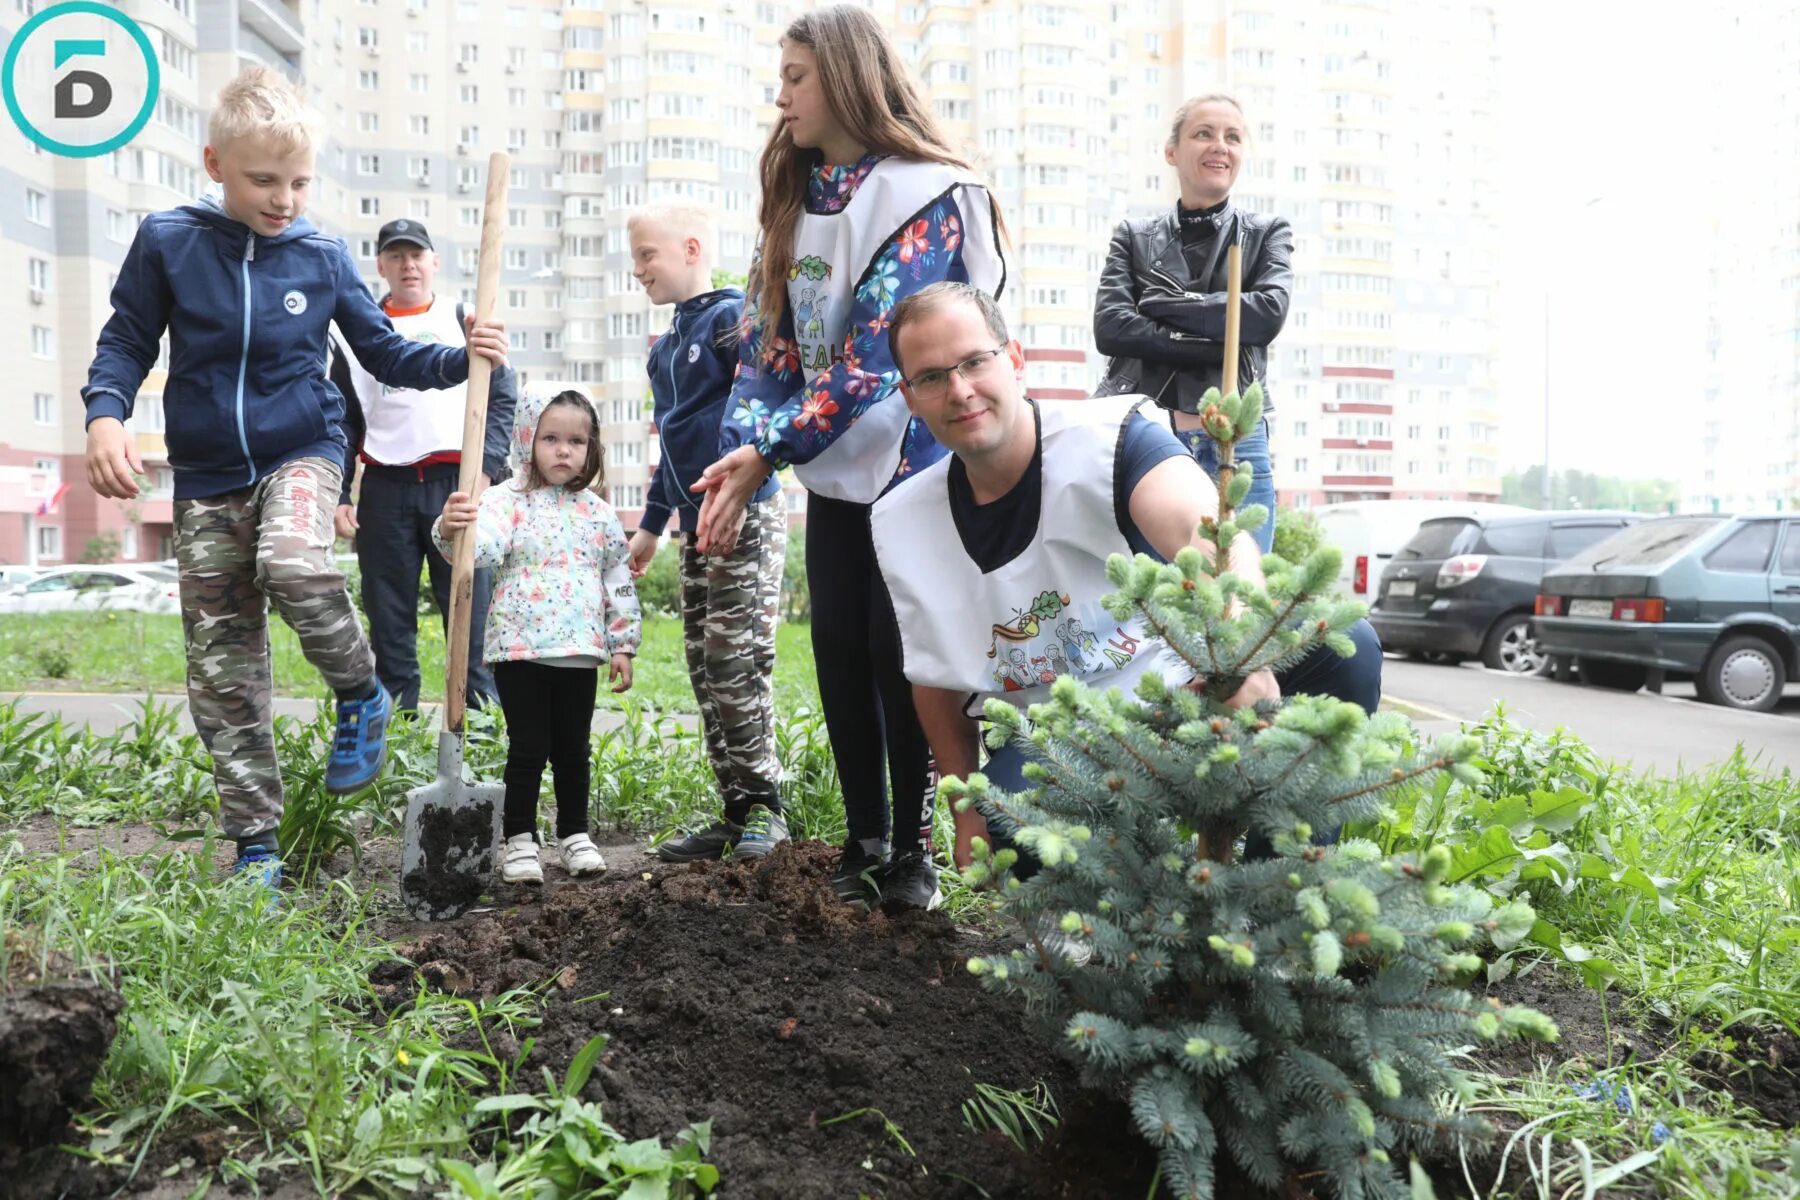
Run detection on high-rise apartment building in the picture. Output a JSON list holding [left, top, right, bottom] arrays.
[[1, 0, 1504, 566], [1690, 5, 1799, 515]]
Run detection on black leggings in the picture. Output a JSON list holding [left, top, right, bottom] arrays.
[[807, 493, 934, 855], [492, 659, 596, 841]]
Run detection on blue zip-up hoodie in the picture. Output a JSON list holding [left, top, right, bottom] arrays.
[[82, 197, 470, 501], [641, 287, 779, 535]]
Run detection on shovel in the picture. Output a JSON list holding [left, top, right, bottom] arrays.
[[399, 152, 510, 921]]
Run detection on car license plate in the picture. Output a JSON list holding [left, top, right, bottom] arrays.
[[1387, 580, 1416, 598], [1569, 599, 1613, 618]]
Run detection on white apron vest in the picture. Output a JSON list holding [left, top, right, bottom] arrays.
[[786, 159, 1007, 504], [871, 396, 1192, 716], [332, 295, 468, 466]]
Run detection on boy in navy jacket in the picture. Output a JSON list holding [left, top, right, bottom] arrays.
[[80, 66, 509, 886], [624, 207, 787, 863]]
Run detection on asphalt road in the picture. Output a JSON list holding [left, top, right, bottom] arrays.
[[0, 692, 688, 737], [1380, 657, 1800, 777]]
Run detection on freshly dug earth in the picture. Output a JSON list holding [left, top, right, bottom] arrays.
[[0, 933, 123, 1174], [401, 796, 500, 920], [383, 842, 1162, 1199]]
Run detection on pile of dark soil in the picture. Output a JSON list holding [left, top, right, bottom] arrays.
[[383, 842, 1160, 1199], [1, 930, 123, 1178]]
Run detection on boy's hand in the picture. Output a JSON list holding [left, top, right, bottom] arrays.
[[86, 417, 145, 500], [439, 490, 479, 535], [608, 653, 634, 693], [627, 529, 659, 578], [334, 504, 358, 539], [464, 314, 509, 367]]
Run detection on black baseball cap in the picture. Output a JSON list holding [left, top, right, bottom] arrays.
[[376, 218, 433, 253]]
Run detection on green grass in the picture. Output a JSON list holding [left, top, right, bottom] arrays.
[[1460, 1055, 1800, 1200], [0, 612, 821, 714], [7, 638, 1795, 1197], [1357, 713, 1800, 1199], [0, 842, 717, 1195]]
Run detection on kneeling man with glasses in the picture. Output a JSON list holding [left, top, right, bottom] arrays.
[[870, 282, 1383, 874]]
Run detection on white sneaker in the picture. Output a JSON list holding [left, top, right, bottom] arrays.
[[500, 833, 543, 885], [558, 833, 606, 878]]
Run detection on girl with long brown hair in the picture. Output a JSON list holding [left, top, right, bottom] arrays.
[[691, 3, 1008, 910]]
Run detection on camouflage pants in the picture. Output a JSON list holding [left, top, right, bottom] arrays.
[[175, 456, 377, 841], [679, 492, 787, 816]]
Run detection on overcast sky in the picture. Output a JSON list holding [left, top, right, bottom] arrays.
[[1494, 2, 1725, 482]]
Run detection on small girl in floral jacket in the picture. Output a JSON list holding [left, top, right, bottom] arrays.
[[434, 386, 641, 884]]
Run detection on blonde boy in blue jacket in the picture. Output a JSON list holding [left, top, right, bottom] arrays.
[[80, 66, 509, 886]]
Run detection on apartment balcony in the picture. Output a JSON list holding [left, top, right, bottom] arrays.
[[240, 0, 304, 57]]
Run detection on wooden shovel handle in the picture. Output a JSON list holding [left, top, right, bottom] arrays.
[[444, 151, 509, 734], [1220, 240, 1243, 398]]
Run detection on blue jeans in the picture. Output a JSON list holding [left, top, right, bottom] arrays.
[[1180, 418, 1277, 554], [982, 619, 1384, 875]]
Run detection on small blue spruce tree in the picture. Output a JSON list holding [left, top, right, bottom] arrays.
[[950, 384, 1556, 1200]]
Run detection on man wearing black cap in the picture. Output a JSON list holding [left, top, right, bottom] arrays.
[[329, 218, 517, 711]]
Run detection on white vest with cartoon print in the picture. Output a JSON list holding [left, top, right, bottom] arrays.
[[331, 295, 468, 467], [872, 396, 1193, 716], [786, 158, 1005, 504]]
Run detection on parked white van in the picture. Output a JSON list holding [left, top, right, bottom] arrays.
[[1313, 500, 1531, 599]]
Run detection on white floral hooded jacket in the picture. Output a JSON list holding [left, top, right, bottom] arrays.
[[431, 385, 641, 665]]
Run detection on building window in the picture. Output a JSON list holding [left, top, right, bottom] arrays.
[[33, 393, 55, 425], [36, 525, 61, 560], [30, 326, 53, 358], [25, 188, 49, 225]]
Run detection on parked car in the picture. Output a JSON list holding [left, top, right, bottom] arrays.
[[1533, 514, 1799, 711], [0, 565, 43, 590], [1368, 510, 1643, 673], [0, 564, 181, 616], [1313, 500, 1530, 599]]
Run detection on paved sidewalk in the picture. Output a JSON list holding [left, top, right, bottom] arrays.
[[1, 691, 696, 736]]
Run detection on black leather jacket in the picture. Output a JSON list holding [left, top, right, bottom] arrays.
[[1092, 203, 1293, 415]]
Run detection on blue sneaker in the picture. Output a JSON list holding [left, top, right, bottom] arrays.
[[234, 843, 283, 891], [326, 685, 392, 794]]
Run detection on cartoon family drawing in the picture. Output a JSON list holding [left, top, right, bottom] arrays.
[[985, 589, 1114, 693], [788, 256, 834, 368], [795, 287, 826, 344]]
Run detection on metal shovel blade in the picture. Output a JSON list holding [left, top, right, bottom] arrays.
[[400, 732, 503, 921]]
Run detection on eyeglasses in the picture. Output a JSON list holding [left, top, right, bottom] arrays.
[[901, 345, 1009, 400]]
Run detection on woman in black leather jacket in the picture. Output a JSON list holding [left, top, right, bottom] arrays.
[[1093, 94, 1293, 551]]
